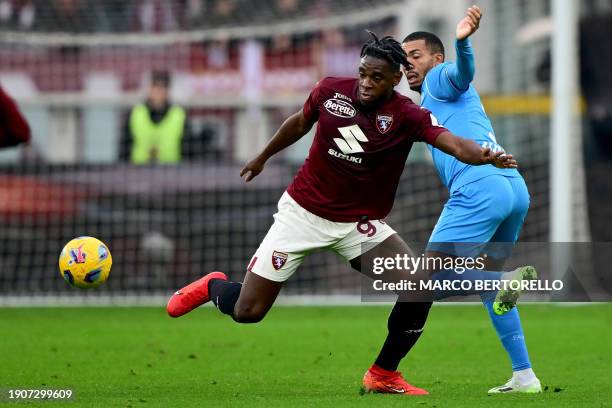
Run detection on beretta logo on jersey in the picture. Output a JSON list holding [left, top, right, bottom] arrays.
[[376, 114, 393, 134], [272, 251, 288, 270], [323, 98, 356, 118]]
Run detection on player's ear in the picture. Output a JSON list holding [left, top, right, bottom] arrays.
[[392, 70, 402, 86], [434, 53, 444, 65]]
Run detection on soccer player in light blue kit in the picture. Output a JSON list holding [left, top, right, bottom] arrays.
[[400, 5, 541, 393]]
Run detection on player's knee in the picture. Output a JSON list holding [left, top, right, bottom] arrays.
[[232, 302, 268, 323]]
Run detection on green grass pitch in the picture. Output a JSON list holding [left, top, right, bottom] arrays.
[[0, 304, 610, 407]]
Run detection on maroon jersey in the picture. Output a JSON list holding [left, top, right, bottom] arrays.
[[287, 77, 447, 222], [0, 86, 31, 148]]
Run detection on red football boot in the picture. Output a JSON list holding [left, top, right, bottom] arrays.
[[166, 271, 228, 317], [362, 365, 429, 395]]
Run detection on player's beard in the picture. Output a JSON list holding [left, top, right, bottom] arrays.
[[408, 60, 436, 93], [360, 89, 393, 109]]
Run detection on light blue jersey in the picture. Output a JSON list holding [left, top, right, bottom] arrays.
[[422, 39, 520, 193]]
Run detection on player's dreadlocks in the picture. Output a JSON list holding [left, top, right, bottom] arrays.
[[360, 30, 410, 72]]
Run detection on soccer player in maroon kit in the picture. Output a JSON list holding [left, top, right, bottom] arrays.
[[167, 32, 516, 394], [0, 86, 31, 148]]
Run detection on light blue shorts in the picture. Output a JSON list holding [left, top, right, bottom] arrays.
[[428, 175, 530, 259]]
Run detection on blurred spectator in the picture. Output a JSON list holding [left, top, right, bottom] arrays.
[[277, 0, 298, 12], [121, 71, 189, 164], [308, 0, 330, 19], [0, 0, 35, 30], [208, 38, 231, 69], [0, 85, 31, 148], [316, 28, 360, 77], [35, 0, 93, 33], [136, 0, 178, 32], [266, 32, 314, 69], [275, 0, 299, 19], [185, 0, 205, 28], [0, 0, 14, 27], [137, 0, 155, 31], [91, 0, 134, 33], [18, 0, 34, 29], [213, 0, 235, 26], [271, 33, 292, 53]]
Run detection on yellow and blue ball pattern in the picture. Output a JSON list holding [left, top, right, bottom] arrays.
[[59, 237, 112, 289]]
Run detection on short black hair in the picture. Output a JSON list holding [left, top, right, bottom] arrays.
[[402, 31, 445, 58], [151, 70, 171, 87], [360, 30, 409, 72]]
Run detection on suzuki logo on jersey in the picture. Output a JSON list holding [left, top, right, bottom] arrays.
[[328, 148, 362, 164], [329, 124, 368, 164], [324, 98, 356, 118], [333, 124, 368, 154], [376, 114, 393, 134]]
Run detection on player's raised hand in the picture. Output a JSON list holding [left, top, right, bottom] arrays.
[[456, 5, 483, 40], [483, 148, 518, 169], [240, 157, 266, 182]]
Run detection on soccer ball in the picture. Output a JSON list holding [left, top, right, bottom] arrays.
[[59, 237, 112, 289]]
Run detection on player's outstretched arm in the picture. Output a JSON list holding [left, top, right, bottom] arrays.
[[240, 109, 315, 182], [437, 5, 482, 97], [434, 131, 517, 169]]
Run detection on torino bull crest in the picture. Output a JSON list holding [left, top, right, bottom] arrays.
[[376, 114, 393, 134], [272, 251, 288, 270]]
